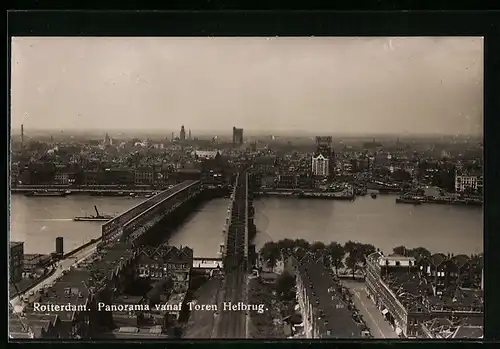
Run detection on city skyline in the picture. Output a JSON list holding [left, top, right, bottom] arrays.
[[11, 36, 483, 135]]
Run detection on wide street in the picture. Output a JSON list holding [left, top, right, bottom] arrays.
[[340, 279, 398, 339], [10, 243, 98, 309]]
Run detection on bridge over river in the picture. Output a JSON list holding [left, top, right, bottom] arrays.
[[10, 177, 259, 339], [99, 180, 201, 245], [10, 181, 202, 302], [213, 170, 257, 339]]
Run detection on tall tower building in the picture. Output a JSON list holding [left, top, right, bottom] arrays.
[[232, 127, 244, 146], [311, 136, 335, 177], [180, 125, 186, 141], [188, 129, 192, 141], [21, 124, 24, 148], [104, 132, 111, 146]]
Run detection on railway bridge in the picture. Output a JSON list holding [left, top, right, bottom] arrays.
[[100, 180, 202, 246], [214, 170, 257, 339]]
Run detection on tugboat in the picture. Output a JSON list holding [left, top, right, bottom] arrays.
[[25, 190, 67, 197], [371, 193, 377, 199], [73, 206, 115, 222]]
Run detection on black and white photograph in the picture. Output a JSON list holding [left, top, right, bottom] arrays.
[[9, 36, 483, 339]]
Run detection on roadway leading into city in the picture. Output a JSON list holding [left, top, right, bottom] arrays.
[[340, 280, 398, 339], [10, 242, 97, 308], [213, 171, 249, 338], [214, 268, 247, 338]]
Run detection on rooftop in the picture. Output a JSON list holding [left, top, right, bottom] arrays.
[[421, 317, 456, 339], [10, 241, 24, 249], [166, 292, 186, 309], [295, 254, 361, 338], [137, 245, 193, 264], [452, 325, 483, 339], [368, 251, 484, 314], [421, 318, 483, 339], [107, 327, 169, 339], [9, 312, 59, 339], [18, 240, 139, 333], [382, 272, 433, 313], [114, 294, 144, 305], [90, 242, 136, 281]]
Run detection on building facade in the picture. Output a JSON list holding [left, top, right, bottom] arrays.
[[10, 241, 24, 283], [365, 253, 415, 337], [136, 245, 193, 285], [311, 136, 335, 177], [134, 167, 155, 185], [455, 173, 483, 193], [311, 154, 329, 177]]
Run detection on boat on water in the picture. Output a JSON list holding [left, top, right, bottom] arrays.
[[371, 193, 377, 199], [25, 191, 67, 197], [73, 205, 115, 222], [298, 191, 355, 200], [396, 196, 422, 205], [90, 191, 129, 197]]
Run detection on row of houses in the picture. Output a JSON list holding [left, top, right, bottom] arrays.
[[9, 244, 194, 339], [364, 252, 483, 338], [12, 166, 206, 187]]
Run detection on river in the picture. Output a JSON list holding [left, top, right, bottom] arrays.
[[9, 193, 482, 257], [9, 194, 144, 254]]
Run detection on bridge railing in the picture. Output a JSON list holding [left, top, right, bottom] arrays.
[[101, 180, 197, 238], [244, 173, 249, 264], [223, 175, 239, 258]]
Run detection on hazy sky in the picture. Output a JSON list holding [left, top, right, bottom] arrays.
[[11, 36, 483, 136]]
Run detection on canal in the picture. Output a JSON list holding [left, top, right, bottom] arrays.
[[10, 193, 482, 257]]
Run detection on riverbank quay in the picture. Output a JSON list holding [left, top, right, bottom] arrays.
[[396, 194, 482, 206]]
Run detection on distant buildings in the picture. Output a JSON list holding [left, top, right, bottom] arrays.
[[311, 136, 335, 177], [455, 171, 483, 193], [10, 241, 24, 283], [104, 133, 112, 146], [192, 150, 220, 159], [232, 127, 244, 146], [180, 126, 186, 142]]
